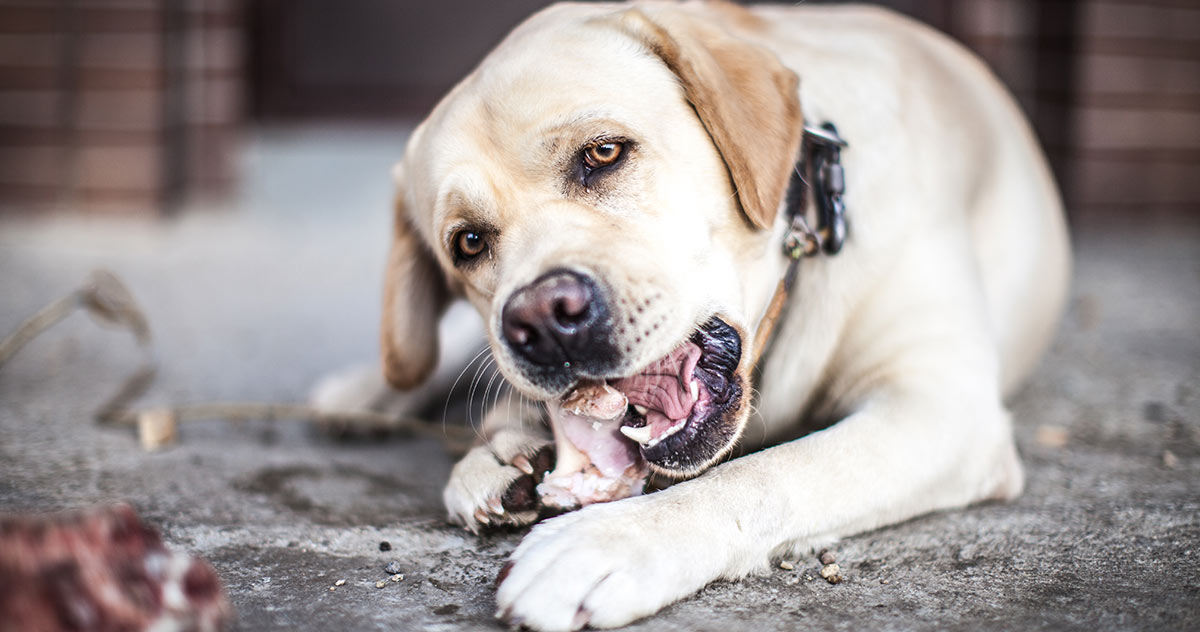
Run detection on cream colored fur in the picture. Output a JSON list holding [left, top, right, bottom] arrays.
[[317, 2, 1071, 630]]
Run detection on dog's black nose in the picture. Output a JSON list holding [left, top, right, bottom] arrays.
[[501, 270, 608, 367]]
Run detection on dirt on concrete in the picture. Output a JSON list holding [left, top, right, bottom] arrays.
[[1, 127, 1196, 631]]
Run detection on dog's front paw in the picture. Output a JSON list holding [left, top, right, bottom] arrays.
[[444, 441, 554, 533], [495, 495, 717, 631]]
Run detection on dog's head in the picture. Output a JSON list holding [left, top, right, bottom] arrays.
[[382, 2, 803, 477]]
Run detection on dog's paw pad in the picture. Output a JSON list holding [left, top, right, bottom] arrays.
[[497, 445, 555, 517], [500, 473, 538, 513]]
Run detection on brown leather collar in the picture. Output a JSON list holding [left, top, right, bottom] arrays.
[[751, 122, 848, 365]]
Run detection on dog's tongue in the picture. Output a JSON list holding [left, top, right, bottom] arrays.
[[612, 342, 702, 423]]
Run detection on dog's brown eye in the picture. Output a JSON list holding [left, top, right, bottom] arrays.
[[583, 141, 624, 169], [453, 230, 487, 262]]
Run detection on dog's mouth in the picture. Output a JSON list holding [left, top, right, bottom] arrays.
[[537, 317, 745, 508], [612, 316, 743, 470]]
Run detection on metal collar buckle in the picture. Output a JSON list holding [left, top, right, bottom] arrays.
[[783, 123, 848, 260]]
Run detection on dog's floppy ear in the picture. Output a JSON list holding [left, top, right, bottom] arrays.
[[618, 4, 803, 229], [381, 164, 449, 390]]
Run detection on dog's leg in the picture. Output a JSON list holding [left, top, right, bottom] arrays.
[[444, 390, 554, 533], [495, 373, 1022, 631]]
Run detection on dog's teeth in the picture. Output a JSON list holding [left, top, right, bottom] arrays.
[[619, 425, 654, 445], [662, 418, 687, 439], [634, 404, 649, 416], [690, 380, 699, 400]]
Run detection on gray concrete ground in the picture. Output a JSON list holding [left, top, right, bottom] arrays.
[[1, 126, 1197, 631]]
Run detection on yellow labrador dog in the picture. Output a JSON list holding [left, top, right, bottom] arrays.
[[364, 1, 1070, 629]]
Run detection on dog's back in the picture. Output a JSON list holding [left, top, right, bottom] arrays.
[[744, 3, 1070, 396]]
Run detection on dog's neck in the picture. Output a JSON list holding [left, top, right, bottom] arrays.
[[750, 122, 848, 366]]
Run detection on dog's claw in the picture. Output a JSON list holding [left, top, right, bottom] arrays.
[[572, 607, 590, 630], [496, 561, 515, 588], [445, 442, 557, 532], [474, 508, 491, 525], [512, 454, 534, 475], [487, 497, 506, 515]]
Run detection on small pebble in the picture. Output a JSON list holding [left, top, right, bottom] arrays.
[[384, 561, 403, 575], [375, 580, 387, 589], [779, 561, 794, 571], [391, 574, 404, 582], [1163, 450, 1179, 469], [328, 586, 336, 592], [379, 541, 392, 552], [818, 550, 836, 566], [820, 563, 843, 584], [334, 579, 346, 587], [881, 579, 890, 585]]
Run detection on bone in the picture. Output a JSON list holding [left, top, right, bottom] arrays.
[[560, 381, 628, 419], [550, 382, 626, 476], [539, 382, 649, 509], [0, 505, 233, 631], [548, 407, 592, 474]]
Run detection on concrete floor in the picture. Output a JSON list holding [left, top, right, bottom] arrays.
[[1, 126, 1197, 631]]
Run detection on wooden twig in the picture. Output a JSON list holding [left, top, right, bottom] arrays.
[[94, 362, 159, 424], [0, 269, 151, 368], [0, 290, 85, 367], [103, 401, 475, 443], [2, 269, 477, 455]]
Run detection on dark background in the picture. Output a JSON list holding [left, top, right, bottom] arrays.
[[0, 0, 1196, 220]]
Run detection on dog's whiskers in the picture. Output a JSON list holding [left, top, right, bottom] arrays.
[[491, 373, 509, 416], [744, 386, 767, 438], [480, 361, 504, 427], [792, 161, 811, 188], [442, 343, 493, 439], [523, 394, 544, 431], [475, 361, 502, 451], [465, 356, 495, 441], [505, 380, 515, 433]]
